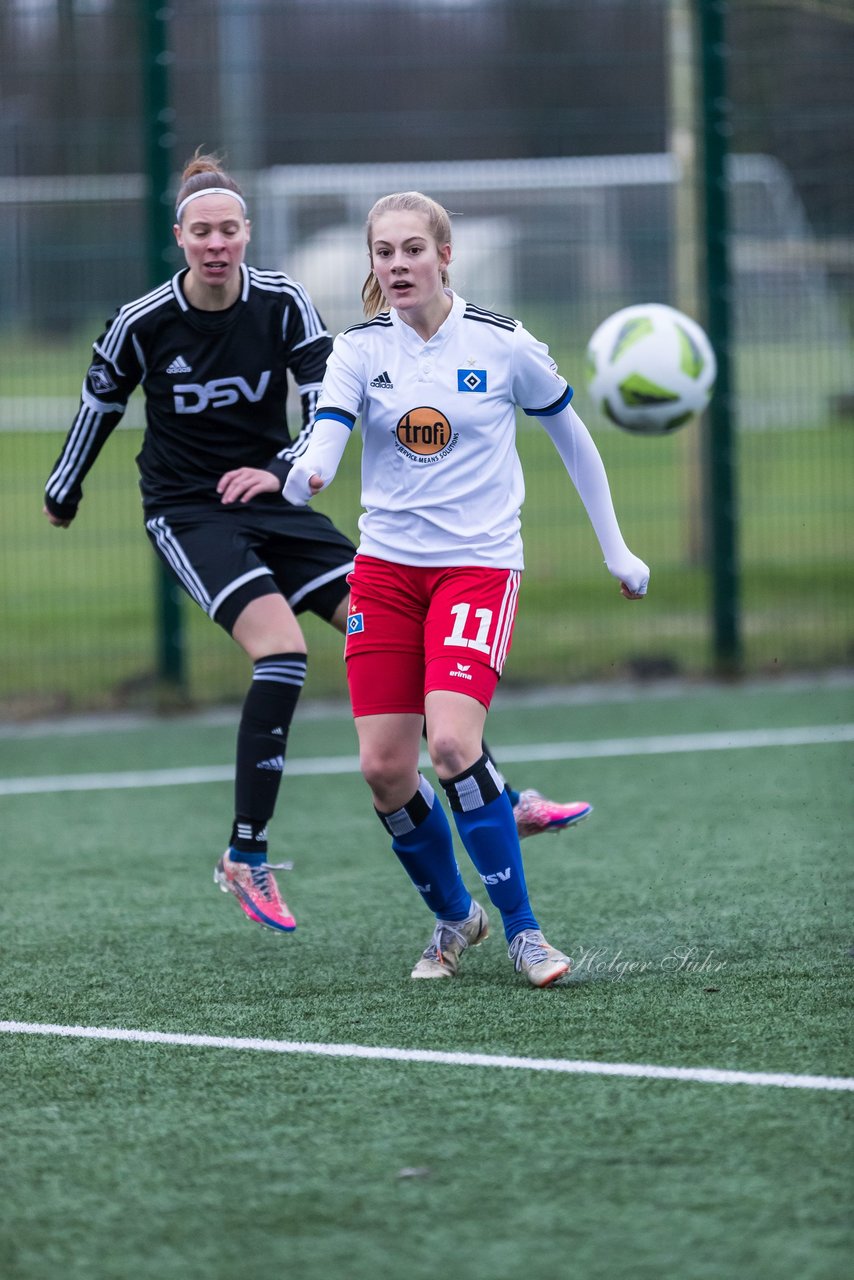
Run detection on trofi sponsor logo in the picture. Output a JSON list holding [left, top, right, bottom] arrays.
[[394, 406, 458, 464]]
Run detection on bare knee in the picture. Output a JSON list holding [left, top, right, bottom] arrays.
[[427, 727, 478, 781], [360, 743, 415, 809], [354, 714, 422, 811], [424, 691, 487, 782]]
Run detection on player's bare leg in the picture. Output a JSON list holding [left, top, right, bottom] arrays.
[[329, 593, 591, 839]]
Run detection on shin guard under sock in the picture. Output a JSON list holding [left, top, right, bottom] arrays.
[[376, 776, 471, 920], [441, 753, 539, 939], [232, 652, 307, 854]]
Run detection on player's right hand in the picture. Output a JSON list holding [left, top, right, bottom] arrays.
[[43, 505, 73, 528], [283, 462, 325, 506]]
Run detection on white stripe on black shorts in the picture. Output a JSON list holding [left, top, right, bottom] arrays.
[[145, 499, 356, 630]]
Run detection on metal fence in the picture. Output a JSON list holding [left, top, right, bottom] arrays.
[[1, 0, 852, 717]]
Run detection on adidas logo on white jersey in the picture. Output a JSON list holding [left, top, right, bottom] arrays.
[[166, 355, 192, 374], [370, 370, 393, 388]]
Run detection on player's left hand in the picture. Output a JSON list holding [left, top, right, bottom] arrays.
[[606, 551, 649, 598], [217, 467, 280, 505]]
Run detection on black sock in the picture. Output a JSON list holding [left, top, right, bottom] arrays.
[[231, 652, 307, 854]]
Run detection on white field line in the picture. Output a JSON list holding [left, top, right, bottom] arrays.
[[1, 1020, 851, 1092], [2, 723, 852, 797], [4, 671, 854, 740]]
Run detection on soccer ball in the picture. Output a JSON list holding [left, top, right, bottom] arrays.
[[585, 303, 716, 434]]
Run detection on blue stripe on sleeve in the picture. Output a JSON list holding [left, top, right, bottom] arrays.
[[523, 384, 574, 418], [315, 408, 357, 430]]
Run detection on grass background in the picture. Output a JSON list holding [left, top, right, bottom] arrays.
[[2, 678, 852, 1279]]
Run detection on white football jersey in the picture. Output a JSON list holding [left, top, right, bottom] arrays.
[[316, 291, 572, 568]]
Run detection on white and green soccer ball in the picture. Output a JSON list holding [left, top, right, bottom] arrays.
[[585, 303, 716, 435]]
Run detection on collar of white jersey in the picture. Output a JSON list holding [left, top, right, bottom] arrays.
[[389, 288, 463, 346]]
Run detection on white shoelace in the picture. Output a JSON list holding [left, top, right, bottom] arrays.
[[425, 919, 468, 960], [508, 930, 549, 971], [248, 860, 294, 900]]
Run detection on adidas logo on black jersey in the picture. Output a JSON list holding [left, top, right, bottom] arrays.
[[370, 370, 393, 389], [166, 355, 192, 374]]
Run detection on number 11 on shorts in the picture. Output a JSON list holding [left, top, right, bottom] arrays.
[[444, 602, 493, 653]]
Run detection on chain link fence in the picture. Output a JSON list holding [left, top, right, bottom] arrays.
[[1, 0, 852, 716]]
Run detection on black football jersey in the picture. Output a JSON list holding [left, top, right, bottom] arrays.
[[45, 264, 332, 519]]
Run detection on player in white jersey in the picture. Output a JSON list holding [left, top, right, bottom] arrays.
[[283, 191, 650, 987], [42, 158, 587, 940]]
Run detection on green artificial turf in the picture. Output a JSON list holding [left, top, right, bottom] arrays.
[[2, 681, 852, 1279]]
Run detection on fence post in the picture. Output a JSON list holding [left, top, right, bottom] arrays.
[[698, 0, 741, 672], [141, 1, 186, 695]]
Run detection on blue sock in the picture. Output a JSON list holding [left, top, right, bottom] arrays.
[[227, 848, 266, 866], [441, 754, 539, 941], [377, 776, 471, 921]]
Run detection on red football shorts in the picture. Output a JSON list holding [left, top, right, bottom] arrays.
[[344, 554, 521, 716]]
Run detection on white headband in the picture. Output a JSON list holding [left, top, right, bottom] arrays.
[[175, 186, 247, 223]]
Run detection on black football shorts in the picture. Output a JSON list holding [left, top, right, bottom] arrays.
[[145, 498, 356, 633]]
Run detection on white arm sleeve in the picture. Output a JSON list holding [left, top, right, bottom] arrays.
[[282, 417, 353, 507], [539, 404, 650, 596]]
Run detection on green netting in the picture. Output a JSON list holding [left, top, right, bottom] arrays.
[[1, 1, 852, 715]]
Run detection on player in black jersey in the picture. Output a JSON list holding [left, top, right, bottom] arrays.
[[44, 151, 590, 934]]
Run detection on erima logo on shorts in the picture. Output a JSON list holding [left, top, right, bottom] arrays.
[[449, 663, 473, 681], [347, 613, 365, 634]]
